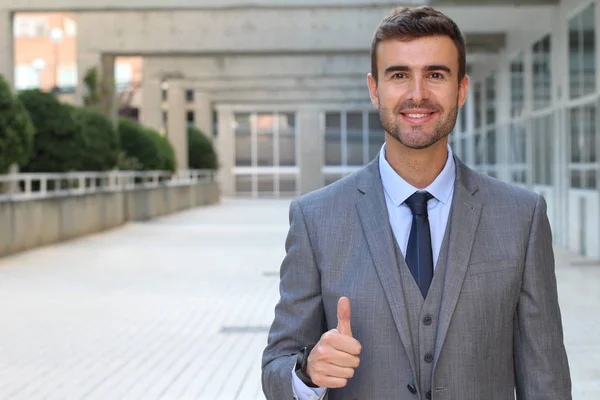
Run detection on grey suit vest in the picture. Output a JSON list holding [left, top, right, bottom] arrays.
[[393, 219, 452, 400]]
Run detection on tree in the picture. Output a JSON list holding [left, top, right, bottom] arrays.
[[188, 126, 218, 170], [83, 66, 116, 117], [0, 75, 35, 173], [18, 89, 84, 172]]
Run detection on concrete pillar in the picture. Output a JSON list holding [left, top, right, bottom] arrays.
[[217, 108, 235, 196], [167, 80, 188, 170], [193, 90, 213, 139], [297, 110, 324, 194], [0, 10, 14, 88], [100, 54, 116, 121], [139, 78, 163, 132]]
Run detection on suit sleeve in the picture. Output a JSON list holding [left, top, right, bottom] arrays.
[[513, 194, 572, 399], [261, 199, 328, 399]]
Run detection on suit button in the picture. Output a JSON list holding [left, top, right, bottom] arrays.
[[423, 316, 432, 325], [424, 353, 433, 363], [426, 391, 432, 399], [407, 384, 417, 394]]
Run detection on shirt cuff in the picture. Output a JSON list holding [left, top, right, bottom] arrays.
[[291, 365, 328, 400]]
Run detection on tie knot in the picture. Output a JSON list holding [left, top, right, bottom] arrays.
[[404, 191, 433, 216]]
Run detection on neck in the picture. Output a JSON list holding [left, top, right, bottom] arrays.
[[385, 137, 449, 189]]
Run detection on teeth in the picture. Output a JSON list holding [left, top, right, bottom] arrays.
[[407, 113, 431, 118]]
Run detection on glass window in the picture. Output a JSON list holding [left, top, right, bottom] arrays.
[[532, 35, 552, 110], [485, 74, 496, 126], [569, 4, 596, 99], [186, 111, 194, 126], [486, 129, 496, 165], [256, 113, 274, 167], [474, 132, 484, 166], [347, 112, 364, 165], [459, 103, 467, 133], [14, 65, 41, 90], [474, 83, 482, 129], [185, 89, 195, 103], [325, 112, 342, 166], [533, 115, 553, 185], [278, 112, 296, 167], [115, 63, 132, 86], [368, 112, 385, 161], [234, 113, 252, 167], [510, 54, 525, 118], [63, 18, 77, 36], [58, 65, 77, 88]]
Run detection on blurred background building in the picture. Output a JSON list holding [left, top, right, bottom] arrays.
[[1, 0, 599, 259]]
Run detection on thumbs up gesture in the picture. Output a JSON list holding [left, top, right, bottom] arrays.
[[305, 297, 362, 388]]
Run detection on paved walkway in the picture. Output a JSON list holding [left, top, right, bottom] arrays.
[[0, 198, 597, 399]]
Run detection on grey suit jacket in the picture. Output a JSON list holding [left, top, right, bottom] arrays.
[[262, 153, 572, 399]]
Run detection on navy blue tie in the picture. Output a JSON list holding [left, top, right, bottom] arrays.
[[404, 191, 434, 298]]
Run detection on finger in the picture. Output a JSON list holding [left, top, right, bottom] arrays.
[[327, 352, 361, 369], [311, 376, 348, 389], [329, 334, 362, 356], [336, 297, 352, 337]]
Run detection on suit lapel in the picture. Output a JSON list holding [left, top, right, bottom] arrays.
[[433, 156, 482, 368], [355, 157, 418, 377]]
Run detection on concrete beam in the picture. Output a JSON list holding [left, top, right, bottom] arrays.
[[1, 0, 426, 12], [73, 6, 555, 55], [210, 87, 370, 103]]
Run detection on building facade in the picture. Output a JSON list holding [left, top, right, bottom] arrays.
[[1, 0, 598, 258]]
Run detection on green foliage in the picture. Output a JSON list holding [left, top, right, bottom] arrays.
[[188, 126, 218, 170], [71, 106, 120, 171], [18, 89, 84, 172], [83, 66, 116, 116], [153, 130, 176, 172], [119, 118, 176, 171], [0, 75, 35, 173]]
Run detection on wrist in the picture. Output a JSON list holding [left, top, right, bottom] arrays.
[[295, 345, 318, 388]]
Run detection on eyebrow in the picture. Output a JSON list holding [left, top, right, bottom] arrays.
[[384, 65, 452, 75]]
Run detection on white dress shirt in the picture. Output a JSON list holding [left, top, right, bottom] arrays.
[[291, 143, 456, 400]]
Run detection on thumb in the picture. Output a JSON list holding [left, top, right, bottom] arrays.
[[336, 296, 352, 337]]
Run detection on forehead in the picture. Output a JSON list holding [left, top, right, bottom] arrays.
[[376, 35, 459, 71]]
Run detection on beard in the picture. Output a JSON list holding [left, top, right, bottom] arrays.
[[378, 97, 459, 150]]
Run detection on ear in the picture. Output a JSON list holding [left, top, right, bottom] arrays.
[[458, 74, 470, 109], [367, 73, 380, 109]]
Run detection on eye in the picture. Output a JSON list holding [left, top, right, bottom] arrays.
[[392, 73, 407, 79], [429, 72, 444, 79]]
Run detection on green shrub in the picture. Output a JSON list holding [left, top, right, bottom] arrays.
[[119, 118, 175, 171], [70, 106, 120, 171], [188, 126, 218, 170], [0, 75, 34, 173], [152, 130, 176, 172], [18, 89, 84, 172]]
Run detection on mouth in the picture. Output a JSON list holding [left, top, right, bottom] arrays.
[[400, 111, 437, 124]]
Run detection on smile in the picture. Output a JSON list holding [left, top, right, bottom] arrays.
[[400, 112, 437, 124]]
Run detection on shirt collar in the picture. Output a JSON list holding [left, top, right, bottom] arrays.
[[378, 142, 456, 207]]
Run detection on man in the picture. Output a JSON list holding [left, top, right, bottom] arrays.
[[262, 6, 571, 400]]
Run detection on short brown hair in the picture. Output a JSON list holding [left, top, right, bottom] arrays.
[[370, 6, 466, 82]]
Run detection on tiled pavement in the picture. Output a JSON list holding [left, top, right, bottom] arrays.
[[0, 198, 597, 399]]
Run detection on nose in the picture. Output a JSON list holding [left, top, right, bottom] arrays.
[[408, 76, 429, 105]]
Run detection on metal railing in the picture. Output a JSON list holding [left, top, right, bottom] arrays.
[[0, 169, 218, 202]]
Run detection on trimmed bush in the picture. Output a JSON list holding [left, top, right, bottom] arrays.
[[119, 118, 175, 171], [188, 126, 218, 170], [70, 106, 120, 171], [18, 89, 84, 172], [0, 75, 34, 173]]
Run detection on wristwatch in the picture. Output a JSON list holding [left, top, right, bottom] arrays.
[[295, 345, 318, 388]]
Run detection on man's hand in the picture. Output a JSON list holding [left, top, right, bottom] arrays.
[[305, 297, 362, 388]]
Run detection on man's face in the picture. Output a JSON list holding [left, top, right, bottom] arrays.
[[367, 35, 469, 150]]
